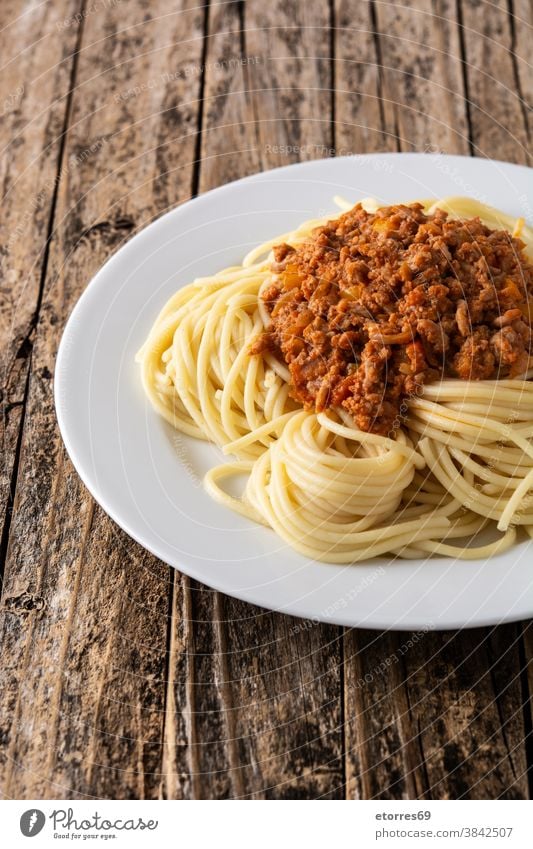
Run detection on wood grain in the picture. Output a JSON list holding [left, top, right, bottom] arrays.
[[163, 0, 344, 800], [334, 0, 397, 154], [336, 0, 470, 156], [0, 0, 205, 798], [0, 0, 532, 801], [338, 0, 529, 800], [245, 0, 332, 168], [509, 0, 532, 139], [459, 0, 530, 163], [0, 0, 81, 559]]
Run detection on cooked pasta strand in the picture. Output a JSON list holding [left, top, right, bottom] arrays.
[[137, 197, 533, 563]]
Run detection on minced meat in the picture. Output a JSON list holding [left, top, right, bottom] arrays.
[[251, 203, 533, 435]]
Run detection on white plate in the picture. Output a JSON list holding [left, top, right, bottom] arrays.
[[55, 153, 533, 631]]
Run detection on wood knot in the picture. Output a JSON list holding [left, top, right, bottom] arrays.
[[3, 590, 46, 617], [80, 216, 136, 243]]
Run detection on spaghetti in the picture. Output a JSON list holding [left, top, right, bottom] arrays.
[[137, 197, 533, 562]]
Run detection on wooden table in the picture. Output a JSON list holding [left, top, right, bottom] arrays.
[[0, 0, 532, 800]]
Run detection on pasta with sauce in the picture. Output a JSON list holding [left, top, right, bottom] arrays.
[[137, 197, 533, 563]]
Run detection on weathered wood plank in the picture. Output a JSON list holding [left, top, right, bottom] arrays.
[[336, 0, 466, 800], [345, 624, 529, 800], [245, 0, 332, 168], [165, 579, 239, 800], [337, 0, 530, 800], [230, 0, 344, 800], [0, 0, 81, 554], [520, 621, 533, 794], [448, 0, 531, 799], [509, 0, 532, 139], [220, 605, 344, 799], [163, 0, 254, 800], [334, 0, 397, 154], [459, 0, 530, 162], [163, 0, 345, 800], [344, 628, 430, 799], [0, 0, 205, 798], [371, 0, 471, 154], [403, 626, 527, 799], [196, 0, 258, 193]]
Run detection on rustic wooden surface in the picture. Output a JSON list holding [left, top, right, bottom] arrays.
[[0, 0, 532, 800]]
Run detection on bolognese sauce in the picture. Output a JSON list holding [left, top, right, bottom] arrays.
[[251, 203, 533, 435]]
